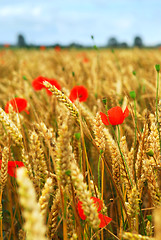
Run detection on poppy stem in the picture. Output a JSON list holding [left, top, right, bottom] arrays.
[[133, 98, 137, 184], [133, 98, 137, 147], [117, 133, 133, 188], [130, 90, 138, 185], [104, 105, 133, 188], [155, 65, 161, 153], [110, 124, 133, 188], [98, 150, 103, 193], [117, 125, 120, 144], [0, 192, 3, 240]]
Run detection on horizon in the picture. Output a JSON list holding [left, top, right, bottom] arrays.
[[0, 36, 161, 48]]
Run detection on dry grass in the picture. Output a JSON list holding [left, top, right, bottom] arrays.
[[0, 47, 161, 239]]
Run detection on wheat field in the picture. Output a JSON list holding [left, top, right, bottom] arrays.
[[0, 47, 161, 240]]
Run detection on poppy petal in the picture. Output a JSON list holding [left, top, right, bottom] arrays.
[[8, 161, 24, 177], [83, 57, 89, 63], [8, 166, 16, 177], [32, 76, 46, 90], [15, 161, 24, 167], [100, 112, 109, 125], [0, 160, 24, 177], [108, 106, 124, 125], [45, 89, 53, 96], [98, 213, 112, 228], [100, 106, 129, 126], [77, 197, 104, 221], [14, 161, 24, 177], [45, 79, 61, 95], [123, 106, 129, 118], [32, 76, 61, 95], [5, 98, 28, 114], [69, 86, 88, 102], [91, 197, 103, 212], [55, 46, 61, 52], [7, 161, 16, 177], [40, 46, 46, 50], [24, 109, 29, 114], [15, 98, 27, 112], [47, 79, 61, 90], [77, 201, 87, 220], [8, 161, 17, 167]]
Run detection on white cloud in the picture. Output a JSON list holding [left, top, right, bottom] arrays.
[[114, 18, 134, 31], [0, 6, 25, 17], [31, 7, 42, 17]]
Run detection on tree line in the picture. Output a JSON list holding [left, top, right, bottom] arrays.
[[1, 34, 160, 49]]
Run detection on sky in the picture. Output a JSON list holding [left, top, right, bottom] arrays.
[[0, 0, 161, 47]]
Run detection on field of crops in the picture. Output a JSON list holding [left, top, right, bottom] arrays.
[[0, 47, 161, 240]]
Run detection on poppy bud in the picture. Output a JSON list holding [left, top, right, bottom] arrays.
[[130, 91, 136, 99], [155, 64, 160, 72], [146, 149, 154, 157]]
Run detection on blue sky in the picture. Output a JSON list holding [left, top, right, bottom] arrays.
[[0, 0, 161, 46]]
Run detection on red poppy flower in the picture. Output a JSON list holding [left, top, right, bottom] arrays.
[[45, 79, 61, 95], [40, 46, 46, 50], [5, 98, 29, 114], [0, 160, 24, 178], [69, 85, 88, 102], [4, 44, 10, 48], [77, 197, 112, 228], [32, 76, 46, 90], [32, 76, 61, 95], [100, 106, 129, 126], [77, 52, 86, 58], [83, 57, 89, 63], [77, 197, 103, 220], [55, 46, 61, 52]]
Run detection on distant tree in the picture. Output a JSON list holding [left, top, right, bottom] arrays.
[[69, 42, 83, 48], [120, 42, 128, 48], [133, 36, 143, 48], [17, 34, 26, 47], [107, 37, 118, 47]]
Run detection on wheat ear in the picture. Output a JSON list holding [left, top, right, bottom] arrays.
[[16, 167, 47, 240]]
